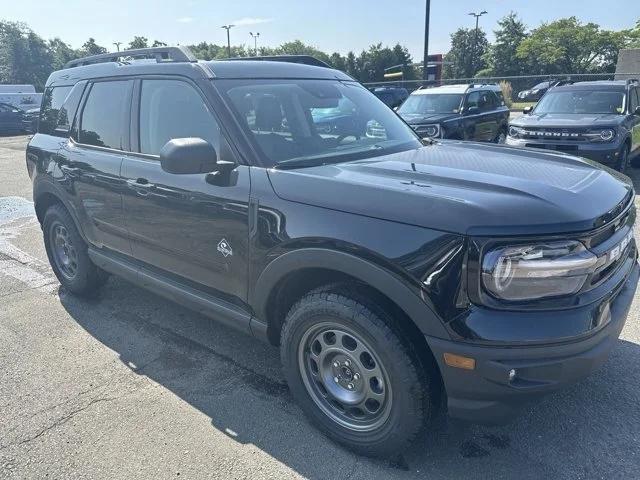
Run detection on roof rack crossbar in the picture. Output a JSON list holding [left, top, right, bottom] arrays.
[[224, 55, 331, 69], [64, 46, 196, 69]]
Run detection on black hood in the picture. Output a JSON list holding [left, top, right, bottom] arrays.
[[268, 141, 632, 236], [511, 112, 623, 128], [399, 112, 459, 125]]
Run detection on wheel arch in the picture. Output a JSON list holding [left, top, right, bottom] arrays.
[[33, 180, 88, 243], [251, 248, 450, 346]]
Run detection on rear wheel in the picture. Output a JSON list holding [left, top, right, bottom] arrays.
[[494, 127, 507, 144], [280, 284, 435, 457], [43, 204, 108, 295]]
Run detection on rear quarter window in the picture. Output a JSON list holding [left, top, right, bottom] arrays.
[[39, 86, 73, 135]]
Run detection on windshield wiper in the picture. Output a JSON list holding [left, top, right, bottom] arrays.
[[274, 145, 385, 170]]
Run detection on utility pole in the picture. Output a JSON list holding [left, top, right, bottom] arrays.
[[468, 11, 487, 76], [249, 32, 260, 56], [422, 0, 431, 82], [221, 25, 235, 57], [113, 42, 121, 52]]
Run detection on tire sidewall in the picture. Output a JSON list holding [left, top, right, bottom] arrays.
[[43, 205, 97, 293], [281, 293, 428, 455]]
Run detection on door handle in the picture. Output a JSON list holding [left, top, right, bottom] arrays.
[[126, 178, 154, 196], [60, 164, 81, 175]]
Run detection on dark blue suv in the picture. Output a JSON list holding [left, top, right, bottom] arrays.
[[507, 80, 640, 172]]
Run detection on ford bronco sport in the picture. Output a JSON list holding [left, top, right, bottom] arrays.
[[398, 83, 509, 142], [27, 47, 639, 457], [507, 80, 640, 172]]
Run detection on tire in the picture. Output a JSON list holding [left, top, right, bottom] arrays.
[[494, 128, 507, 144], [280, 284, 435, 457], [43, 203, 108, 295], [614, 144, 630, 173]]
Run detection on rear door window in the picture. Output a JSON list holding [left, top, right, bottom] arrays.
[[78, 80, 131, 150]]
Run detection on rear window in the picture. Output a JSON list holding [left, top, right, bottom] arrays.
[[39, 86, 73, 135], [78, 81, 131, 149]]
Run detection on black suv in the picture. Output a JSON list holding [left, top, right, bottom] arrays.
[[507, 80, 640, 171], [370, 86, 409, 109], [397, 83, 510, 142], [27, 47, 639, 457]]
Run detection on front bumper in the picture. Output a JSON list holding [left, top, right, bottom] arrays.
[[505, 137, 622, 166], [427, 261, 639, 425]]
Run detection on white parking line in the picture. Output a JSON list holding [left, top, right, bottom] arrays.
[[0, 196, 57, 294]]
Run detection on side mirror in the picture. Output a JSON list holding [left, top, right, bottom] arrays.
[[465, 106, 479, 115], [634, 106, 640, 116], [160, 138, 218, 175], [523, 106, 533, 114]]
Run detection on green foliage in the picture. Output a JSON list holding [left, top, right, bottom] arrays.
[[516, 17, 628, 74], [128, 36, 149, 49], [483, 12, 528, 76], [442, 28, 489, 79], [80, 38, 106, 56]]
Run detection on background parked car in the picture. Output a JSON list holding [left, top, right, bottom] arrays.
[[370, 86, 409, 109], [507, 79, 640, 172], [397, 83, 509, 142], [0, 102, 31, 134], [517, 79, 572, 102]]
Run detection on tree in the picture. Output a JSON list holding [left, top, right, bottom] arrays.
[[443, 27, 489, 79], [0, 21, 53, 90], [80, 38, 106, 56], [151, 40, 167, 47], [517, 17, 626, 74], [49, 38, 78, 70], [482, 13, 528, 77], [128, 36, 149, 49]]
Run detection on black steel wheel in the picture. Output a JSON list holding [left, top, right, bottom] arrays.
[[281, 284, 436, 457], [43, 203, 108, 295], [298, 323, 392, 432]]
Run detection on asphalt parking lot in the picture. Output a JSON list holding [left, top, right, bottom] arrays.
[[1, 134, 640, 480]]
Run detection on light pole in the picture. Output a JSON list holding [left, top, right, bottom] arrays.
[[113, 42, 122, 52], [221, 25, 235, 57], [468, 11, 487, 76], [249, 32, 260, 56], [422, 0, 431, 82]]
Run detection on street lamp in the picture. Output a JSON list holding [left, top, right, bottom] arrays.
[[221, 24, 235, 58], [468, 11, 487, 76], [249, 32, 260, 56]]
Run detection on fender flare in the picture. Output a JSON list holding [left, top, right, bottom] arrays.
[[251, 248, 450, 339], [33, 178, 89, 243]]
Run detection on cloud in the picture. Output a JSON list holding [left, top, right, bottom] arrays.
[[177, 16, 194, 23], [231, 17, 273, 27]]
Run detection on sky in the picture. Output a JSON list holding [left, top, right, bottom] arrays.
[[1, 0, 638, 60]]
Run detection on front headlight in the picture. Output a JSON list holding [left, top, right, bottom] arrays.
[[482, 240, 597, 301], [417, 124, 439, 138], [585, 128, 616, 142], [508, 126, 524, 138]]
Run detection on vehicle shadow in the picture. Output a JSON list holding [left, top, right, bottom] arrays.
[[59, 275, 640, 479]]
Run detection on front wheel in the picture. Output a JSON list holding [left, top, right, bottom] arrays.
[[280, 284, 435, 457], [615, 145, 630, 173]]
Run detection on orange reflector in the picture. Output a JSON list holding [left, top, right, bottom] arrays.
[[443, 353, 476, 370]]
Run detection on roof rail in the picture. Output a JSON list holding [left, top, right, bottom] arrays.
[[224, 55, 331, 69], [64, 46, 196, 69]]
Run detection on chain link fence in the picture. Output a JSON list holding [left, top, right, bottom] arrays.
[[364, 72, 640, 108]]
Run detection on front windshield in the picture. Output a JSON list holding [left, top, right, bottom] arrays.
[[217, 79, 421, 167], [397, 93, 463, 115], [534, 90, 625, 115]]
